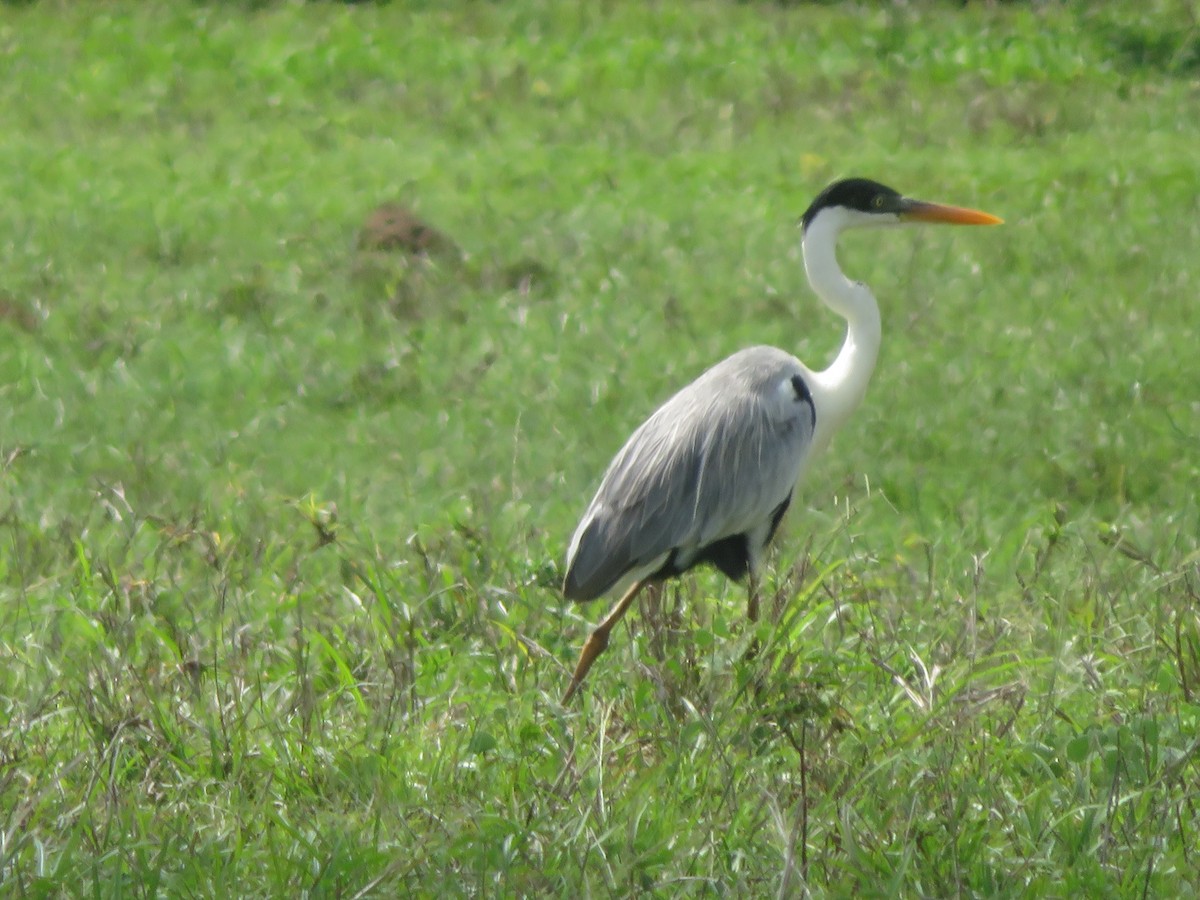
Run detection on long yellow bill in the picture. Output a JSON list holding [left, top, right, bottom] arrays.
[[901, 200, 1003, 226]]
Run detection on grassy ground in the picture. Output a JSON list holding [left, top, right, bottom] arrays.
[[2, 0, 1199, 895]]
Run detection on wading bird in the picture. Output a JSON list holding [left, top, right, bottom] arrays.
[[560, 178, 1002, 704]]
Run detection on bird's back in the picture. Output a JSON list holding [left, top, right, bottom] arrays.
[[564, 346, 815, 601]]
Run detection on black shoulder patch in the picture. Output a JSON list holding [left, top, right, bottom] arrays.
[[790, 374, 816, 429], [790, 374, 811, 403]]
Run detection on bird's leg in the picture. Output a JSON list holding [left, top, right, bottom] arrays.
[[562, 580, 647, 705], [744, 572, 763, 662], [641, 582, 667, 661]]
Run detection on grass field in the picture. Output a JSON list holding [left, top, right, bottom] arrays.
[[2, 0, 1199, 895]]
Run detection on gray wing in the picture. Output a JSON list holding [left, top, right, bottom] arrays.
[[564, 348, 815, 601]]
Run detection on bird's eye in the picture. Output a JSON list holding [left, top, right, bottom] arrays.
[[872, 195, 885, 209]]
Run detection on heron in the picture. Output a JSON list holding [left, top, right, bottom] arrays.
[[560, 177, 1002, 704]]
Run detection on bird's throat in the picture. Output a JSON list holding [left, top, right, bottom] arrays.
[[801, 217, 884, 447]]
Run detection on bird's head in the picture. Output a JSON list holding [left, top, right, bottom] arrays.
[[801, 177, 1003, 234]]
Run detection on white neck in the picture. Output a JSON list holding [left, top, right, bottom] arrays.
[[801, 209, 883, 446]]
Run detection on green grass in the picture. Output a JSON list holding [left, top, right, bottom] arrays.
[[2, 0, 1199, 895]]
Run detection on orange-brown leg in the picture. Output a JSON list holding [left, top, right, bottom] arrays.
[[562, 580, 648, 704], [640, 582, 668, 662], [747, 571, 761, 623], [745, 572, 763, 662]]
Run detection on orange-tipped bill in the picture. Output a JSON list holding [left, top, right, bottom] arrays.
[[901, 200, 1003, 226]]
